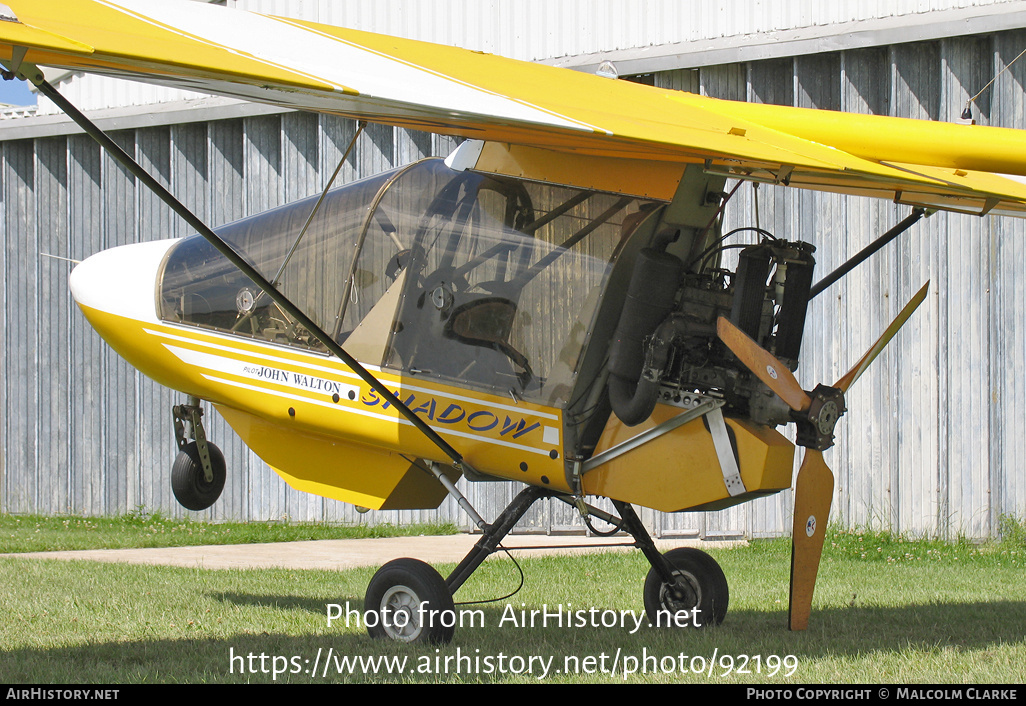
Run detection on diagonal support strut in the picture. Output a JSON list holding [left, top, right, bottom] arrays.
[[810, 207, 927, 299]]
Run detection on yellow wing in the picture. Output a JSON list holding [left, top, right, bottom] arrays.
[[4, 0, 1026, 214]]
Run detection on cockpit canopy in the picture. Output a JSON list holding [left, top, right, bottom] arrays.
[[158, 159, 660, 406]]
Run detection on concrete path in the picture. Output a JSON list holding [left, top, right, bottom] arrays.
[[1, 535, 741, 571]]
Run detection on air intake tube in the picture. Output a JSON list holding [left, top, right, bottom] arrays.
[[607, 248, 683, 426]]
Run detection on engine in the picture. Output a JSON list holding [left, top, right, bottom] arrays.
[[607, 237, 816, 428]]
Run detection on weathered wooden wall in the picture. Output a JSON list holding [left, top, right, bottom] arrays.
[[2, 30, 1025, 538]]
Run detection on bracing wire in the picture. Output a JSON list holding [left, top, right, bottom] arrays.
[[963, 46, 1026, 120]]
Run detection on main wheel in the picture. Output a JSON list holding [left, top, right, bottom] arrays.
[[171, 441, 226, 511], [643, 547, 728, 628], [365, 558, 455, 644]]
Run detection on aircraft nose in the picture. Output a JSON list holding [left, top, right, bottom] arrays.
[[69, 239, 178, 323]]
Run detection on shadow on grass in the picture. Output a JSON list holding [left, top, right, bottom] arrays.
[[211, 592, 342, 616], [5, 598, 1024, 683]]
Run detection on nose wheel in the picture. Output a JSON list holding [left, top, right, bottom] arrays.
[[171, 441, 226, 511], [171, 397, 225, 511]]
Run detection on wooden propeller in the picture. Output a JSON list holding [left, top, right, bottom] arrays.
[[716, 281, 929, 630]]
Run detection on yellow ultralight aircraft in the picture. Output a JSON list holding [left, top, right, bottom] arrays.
[[3, 0, 1025, 644]]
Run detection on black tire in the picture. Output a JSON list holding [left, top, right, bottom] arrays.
[[643, 547, 728, 628], [171, 441, 226, 511], [365, 558, 455, 644]]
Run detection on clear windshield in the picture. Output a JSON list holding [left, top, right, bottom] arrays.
[[158, 159, 659, 406]]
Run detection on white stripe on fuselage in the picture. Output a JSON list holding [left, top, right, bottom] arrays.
[[147, 326, 558, 421], [157, 331, 560, 456]]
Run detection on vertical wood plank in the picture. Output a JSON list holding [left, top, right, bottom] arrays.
[[35, 137, 70, 514], [4, 141, 37, 511]]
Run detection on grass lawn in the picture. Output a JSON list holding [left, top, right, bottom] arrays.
[[0, 515, 1023, 684], [0, 511, 457, 553]]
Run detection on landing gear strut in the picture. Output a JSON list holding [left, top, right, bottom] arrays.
[[171, 397, 225, 511], [363, 483, 729, 644]]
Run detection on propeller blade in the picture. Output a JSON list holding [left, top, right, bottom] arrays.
[[717, 317, 812, 412], [788, 448, 834, 631], [834, 281, 929, 393]]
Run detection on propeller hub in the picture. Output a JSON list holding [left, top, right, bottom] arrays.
[[814, 399, 841, 436], [794, 384, 846, 451]]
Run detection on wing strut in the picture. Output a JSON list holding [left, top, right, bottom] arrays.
[[809, 207, 928, 299], [34, 77, 470, 473]]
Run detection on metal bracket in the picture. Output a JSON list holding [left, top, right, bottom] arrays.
[[0, 55, 42, 85], [706, 407, 747, 497], [172, 396, 214, 483]]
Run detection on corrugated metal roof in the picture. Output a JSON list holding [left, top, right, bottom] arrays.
[[232, 0, 1026, 63]]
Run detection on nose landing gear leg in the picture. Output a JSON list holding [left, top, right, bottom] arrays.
[[171, 396, 225, 511]]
